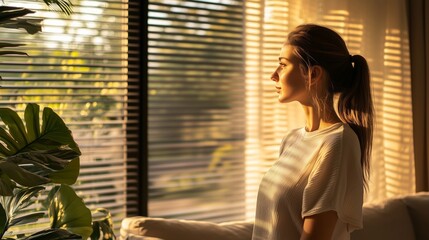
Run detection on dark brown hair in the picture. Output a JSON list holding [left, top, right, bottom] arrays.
[[286, 24, 374, 187]]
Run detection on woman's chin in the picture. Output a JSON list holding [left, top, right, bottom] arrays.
[[277, 95, 290, 103]]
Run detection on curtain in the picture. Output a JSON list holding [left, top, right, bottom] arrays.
[[408, 0, 429, 192], [245, 0, 415, 219]]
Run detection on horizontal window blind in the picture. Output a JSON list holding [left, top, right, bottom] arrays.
[[0, 0, 129, 234], [148, 0, 246, 222]]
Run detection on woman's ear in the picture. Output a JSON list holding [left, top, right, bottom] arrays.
[[300, 65, 324, 86], [310, 65, 323, 82]]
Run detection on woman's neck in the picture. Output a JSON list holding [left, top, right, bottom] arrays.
[[301, 102, 341, 132]]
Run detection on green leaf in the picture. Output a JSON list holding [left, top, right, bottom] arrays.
[[24, 228, 82, 240], [8, 147, 80, 178], [0, 186, 45, 227], [0, 108, 28, 146], [0, 173, 15, 196], [48, 185, 92, 239], [0, 161, 50, 187], [90, 222, 100, 240], [0, 186, 44, 238], [42, 185, 59, 210], [0, 18, 43, 34], [9, 186, 45, 213], [0, 6, 42, 35], [90, 208, 116, 240], [0, 127, 18, 154], [0, 203, 6, 237], [24, 103, 40, 142], [0, 42, 25, 49], [42, 0, 74, 15], [0, 7, 34, 22], [48, 157, 79, 185], [40, 107, 80, 153], [0, 51, 28, 56], [0, 104, 81, 187], [9, 212, 44, 226]]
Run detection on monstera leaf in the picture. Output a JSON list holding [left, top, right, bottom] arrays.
[[0, 0, 74, 56], [0, 186, 46, 238], [24, 228, 82, 240], [41, 0, 73, 15], [47, 185, 93, 239], [0, 6, 42, 34], [0, 204, 6, 237], [90, 208, 115, 240], [0, 104, 81, 195], [0, 1, 72, 57], [0, 6, 42, 56]]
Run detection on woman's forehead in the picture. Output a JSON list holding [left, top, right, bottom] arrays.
[[279, 45, 297, 61]]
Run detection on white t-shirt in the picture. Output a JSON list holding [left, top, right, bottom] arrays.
[[251, 123, 363, 240]]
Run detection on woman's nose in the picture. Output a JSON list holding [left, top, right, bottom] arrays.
[[271, 67, 279, 82]]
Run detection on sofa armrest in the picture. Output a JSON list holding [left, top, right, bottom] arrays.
[[120, 216, 253, 240], [402, 192, 429, 240], [350, 196, 416, 240]]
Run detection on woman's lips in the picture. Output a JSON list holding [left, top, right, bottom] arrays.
[[276, 86, 281, 93]]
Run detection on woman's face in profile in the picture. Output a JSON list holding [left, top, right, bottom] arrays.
[[271, 45, 308, 104]]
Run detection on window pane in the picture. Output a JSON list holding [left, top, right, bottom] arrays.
[[148, 0, 246, 222], [0, 0, 129, 234]]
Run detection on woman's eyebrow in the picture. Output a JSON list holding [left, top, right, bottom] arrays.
[[278, 57, 290, 61]]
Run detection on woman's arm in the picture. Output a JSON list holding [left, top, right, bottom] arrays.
[[300, 210, 338, 240]]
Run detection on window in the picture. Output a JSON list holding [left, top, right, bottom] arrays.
[[0, 0, 129, 232], [147, 0, 247, 222]]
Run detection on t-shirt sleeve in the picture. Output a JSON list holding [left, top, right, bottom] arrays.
[[301, 129, 363, 231]]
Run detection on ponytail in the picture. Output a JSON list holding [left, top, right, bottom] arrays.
[[337, 54, 374, 188]]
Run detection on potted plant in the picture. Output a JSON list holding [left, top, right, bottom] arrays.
[[0, 1, 115, 239], [0, 103, 115, 239]]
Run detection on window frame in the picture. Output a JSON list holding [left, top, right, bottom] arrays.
[[126, 0, 149, 217]]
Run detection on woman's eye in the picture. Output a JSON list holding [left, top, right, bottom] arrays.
[[279, 63, 286, 68]]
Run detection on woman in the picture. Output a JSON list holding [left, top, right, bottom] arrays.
[[251, 24, 373, 240]]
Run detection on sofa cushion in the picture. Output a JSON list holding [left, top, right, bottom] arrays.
[[402, 192, 429, 240], [120, 216, 253, 240], [350, 197, 415, 240]]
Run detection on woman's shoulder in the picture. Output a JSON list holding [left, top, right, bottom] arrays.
[[279, 127, 305, 152], [321, 123, 360, 156], [324, 122, 357, 138]]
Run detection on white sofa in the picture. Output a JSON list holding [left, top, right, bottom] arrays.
[[120, 192, 429, 240]]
